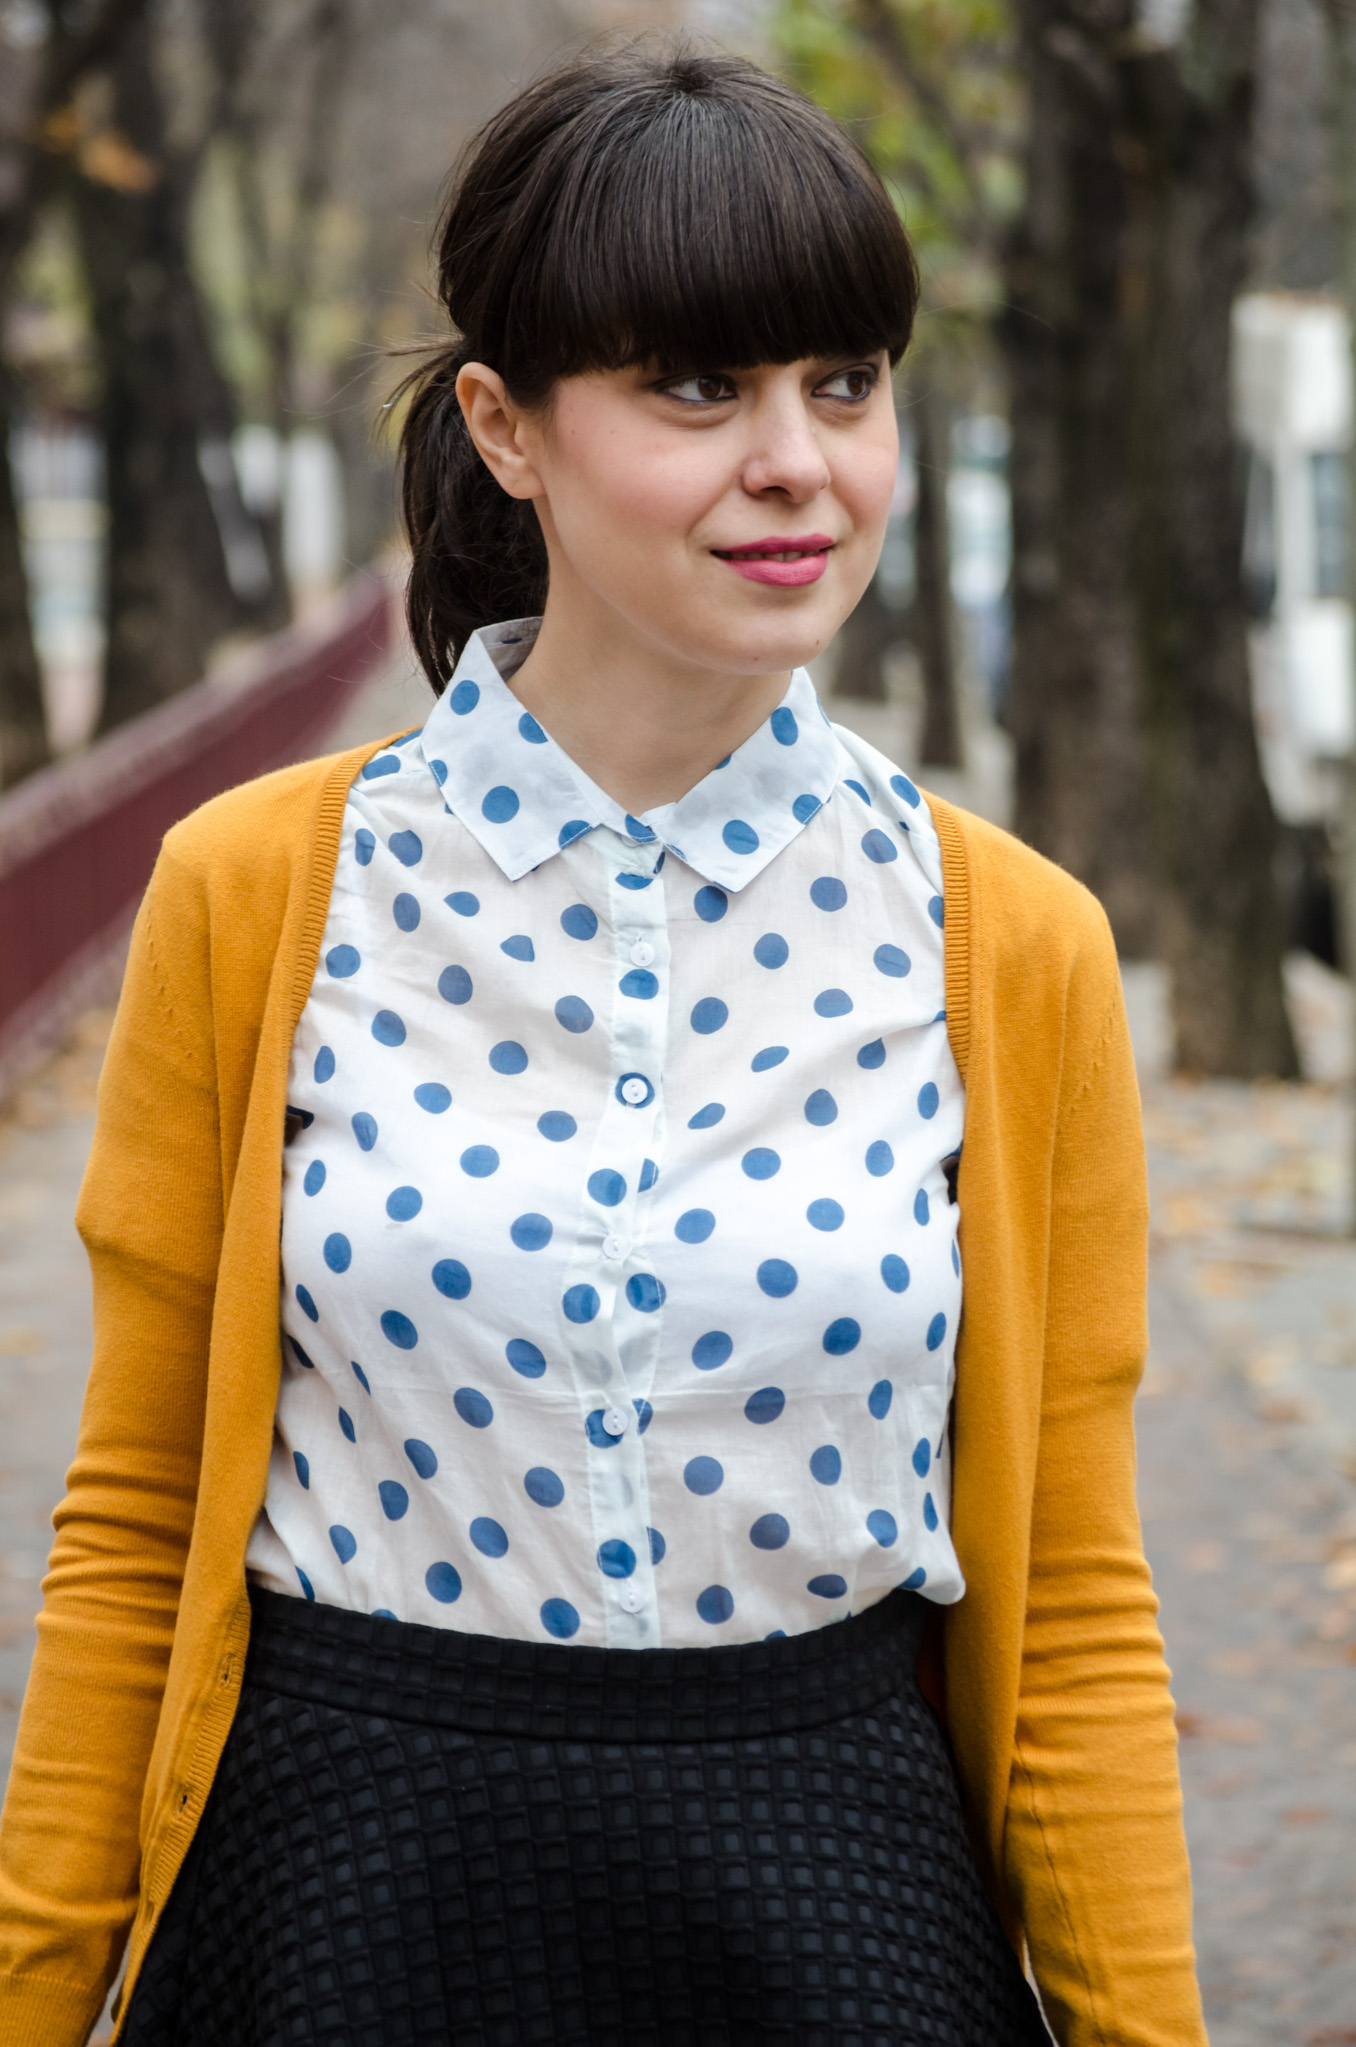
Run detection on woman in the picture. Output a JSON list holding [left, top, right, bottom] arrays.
[[0, 43, 1204, 2047]]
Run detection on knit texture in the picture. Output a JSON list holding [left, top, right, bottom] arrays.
[[0, 739, 1205, 2045], [120, 1588, 1049, 2047]]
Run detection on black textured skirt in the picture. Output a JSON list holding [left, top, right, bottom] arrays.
[[121, 1586, 1049, 2046]]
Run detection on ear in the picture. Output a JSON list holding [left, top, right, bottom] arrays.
[[456, 363, 545, 502]]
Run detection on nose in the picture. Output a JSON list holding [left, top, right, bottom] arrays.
[[740, 388, 831, 503]]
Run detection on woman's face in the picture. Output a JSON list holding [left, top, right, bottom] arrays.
[[463, 352, 899, 679]]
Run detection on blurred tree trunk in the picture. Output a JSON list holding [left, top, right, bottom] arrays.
[[1124, 0, 1298, 1075], [0, 0, 150, 786], [912, 380, 963, 768], [73, 17, 241, 731], [834, 573, 893, 701], [1002, 0, 1153, 955]]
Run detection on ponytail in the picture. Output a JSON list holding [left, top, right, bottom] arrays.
[[397, 342, 547, 693]]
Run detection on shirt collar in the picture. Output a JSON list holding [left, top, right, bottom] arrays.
[[419, 619, 841, 891]]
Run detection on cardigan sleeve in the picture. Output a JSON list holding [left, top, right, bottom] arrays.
[[1005, 960, 1205, 2045], [0, 846, 223, 2044]]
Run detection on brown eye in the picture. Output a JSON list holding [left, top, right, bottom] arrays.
[[665, 373, 735, 404], [818, 366, 877, 402]]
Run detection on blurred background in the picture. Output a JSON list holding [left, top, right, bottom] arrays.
[[2, 0, 1356, 2040]]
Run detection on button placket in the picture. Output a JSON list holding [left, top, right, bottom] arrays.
[[555, 836, 669, 1645]]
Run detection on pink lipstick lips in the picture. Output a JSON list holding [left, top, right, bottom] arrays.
[[713, 533, 835, 588]]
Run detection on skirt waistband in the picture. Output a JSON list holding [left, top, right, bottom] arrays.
[[244, 1585, 927, 1742]]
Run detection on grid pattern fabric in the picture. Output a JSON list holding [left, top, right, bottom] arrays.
[[121, 1592, 1049, 2047]]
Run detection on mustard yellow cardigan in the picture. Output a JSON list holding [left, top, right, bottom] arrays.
[[0, 737, 1206, 2045]]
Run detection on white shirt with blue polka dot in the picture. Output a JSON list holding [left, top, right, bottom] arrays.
[[246, 617, 967, 1646]]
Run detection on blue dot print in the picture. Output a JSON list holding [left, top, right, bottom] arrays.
[[438, 965, 472, 1005], [338, 1407, 355, 1443], [350, 1360, 370, 1392], [757, 1259, 798, 1298], [867, 1509, 898, 1547], [675, 1209, 715, 1243], [924, 1492, 939, 1531], [750, 1513, 790, 1550], [746, 1386, 786, 1424], [648, 1527, 666, 1564], [386, 1186, 422, 1221], [752, 1046, 788, 1071], [793, 793, 821, 823], [293, 1451, 309, 1488], [414, 1082, 451, 1114], [926, 1311, 947, 1350], [928, 895, 944, 927], [506, 1338, 546, 1378], [482, 785, 520, 823], [810, 1445, 841, 1485], [626, 1273, 665, 1313], [449, 679, 479, 714], [742, 1148, 781, 1180], [754, 932, 789, 969], [489, 1040, 528, 1074], [845, 779, 871, 805], [564, 1285, 600, 1325], [597, 1538, 636, 1578], [323, 1232, 351, 1272], [330, 1525, 357, 1564], [722, 820, 758, 855], [913, 1438, 932, 1477], [518, 711, 546, 743], [814, 988, 853, 1018], [694, 885, 728, 922], [525, 1466, 564, 1507], [558, 820, 590, 849], [304, 1160, 326, 1196], [858, 1038, 886, 1069], [691, 997, 728, 1034], [379, 1480, 409, 1521], [560, 903, 598, 940], [620, 968, 659, 1000], [697, 1585, 734, 1623], [918, 1082, 940, 1119], [432, 1259, 471, 1300], [426, 1562, 462, 1603], [810, 876, 846, 911], [824, 1317, 861, 1355], [314, 1045, 335, 1083], [500, 935, 534, 962], [541, 1598, 580, 1638], [881, 1255, 910, 1293], [915, 1189, 931, 1225], [405, 1438, 438, 1478], [891, 771, 921, 807], [861, 828, 898, 864], [296, 1285, 318, 1323], [692, 1331, 733, 1370], [805, 1090, 838, 1127], [460, 1146, 499, 1178], [866, 1141, 895, 1177], [470, 1517, 508, 1558], [684, 1456, 724, 1495], [354, 827, 376, 860], [372, 1010, 406, 1047], [555, 995, 594, 1034], [807, 1198, 844, 1231], [537, 1110, 576, 1141], [808, 1574, 847, 1600], [902, 1567, 927, 1591], [869, 1380, 893, 1419], [389, 830, 422, 867], [770, 706, 798, 745], [453, 1387, 493, 1428], [326, 944, 360, 978], [688, 1102, 724, 1128], [445, 890, 479, 916], [875, 944, 910, 978], [510, 1213, 553, 1251], [381, 1310, 417, 1350], [588, 1169, 626, 1207]]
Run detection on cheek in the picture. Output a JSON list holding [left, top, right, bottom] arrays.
[[834, 435, 899, 532], [550, 423, 720, 556]]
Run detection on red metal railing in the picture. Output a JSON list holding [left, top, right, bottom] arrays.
[[0, 568, 392, 1099]]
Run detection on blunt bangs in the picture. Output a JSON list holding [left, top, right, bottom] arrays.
[[444, 51, 919, 393]]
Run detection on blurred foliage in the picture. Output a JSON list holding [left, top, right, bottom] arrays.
[[770, 0, 1022, 328]]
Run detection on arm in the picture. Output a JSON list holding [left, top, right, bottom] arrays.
[[1009, 979, 1205, 2045], [0, 848, 222, 2043]]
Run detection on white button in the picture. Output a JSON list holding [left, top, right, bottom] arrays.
[[621, 1077, 648, 1105], [619, 1587, 644, 1614], [629, 938, 656, 967], [602, 1407, 628, 1437], [603, 1233, 627, 1261]]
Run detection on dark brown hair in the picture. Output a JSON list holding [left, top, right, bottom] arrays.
[[398, 42, 920, 690]]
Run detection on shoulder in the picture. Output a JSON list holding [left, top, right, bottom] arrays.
[[927, 793, 1113, 959]]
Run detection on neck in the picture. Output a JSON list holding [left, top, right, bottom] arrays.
[[504, 596, 790, 816]]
